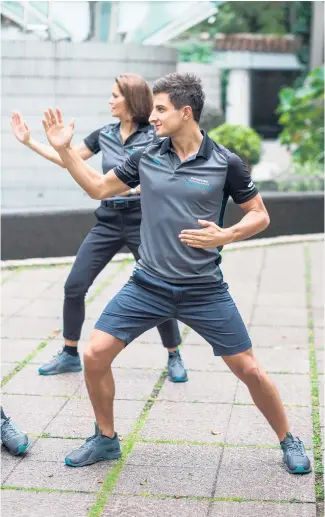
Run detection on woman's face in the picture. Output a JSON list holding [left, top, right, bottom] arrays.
[[109, 83, 129, 120]]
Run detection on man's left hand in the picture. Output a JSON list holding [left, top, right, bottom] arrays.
[[179, 220, 233, 248]]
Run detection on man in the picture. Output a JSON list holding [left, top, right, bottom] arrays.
[[42, 72, 311, 474]]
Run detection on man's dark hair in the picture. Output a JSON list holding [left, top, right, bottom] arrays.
[[152, 72, 205, 123]]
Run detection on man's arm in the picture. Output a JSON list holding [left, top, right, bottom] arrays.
[[42, 108, 140, 199], [179, 153, 269, 248], [57, 146, 129, 199], [11, 111, 93, 167]]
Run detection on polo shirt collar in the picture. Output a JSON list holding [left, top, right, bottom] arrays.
[[160, 130, 213, 160], [111, 122, 152, 133]]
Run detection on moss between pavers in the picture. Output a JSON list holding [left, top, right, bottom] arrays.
[[1, 485, 95, 495], [305, 245, 324, 510], [110, 492, 311, 505]]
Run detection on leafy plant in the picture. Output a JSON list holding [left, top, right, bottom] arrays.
[[208, 123, 262, 169], [277, 160, 324, 192], [277, 66, 324, 165]]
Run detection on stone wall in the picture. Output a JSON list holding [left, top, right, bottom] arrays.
[[1, 41, 177, 210]]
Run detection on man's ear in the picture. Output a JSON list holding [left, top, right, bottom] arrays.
[[183, 106, 192, 121]]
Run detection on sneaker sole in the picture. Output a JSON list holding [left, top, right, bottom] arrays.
[[38, 366, 82, 376], [286, 465, 312, 475], [65, 451, 121, 467], [5, 440, 31, 456], [169, 375, 188, 383]]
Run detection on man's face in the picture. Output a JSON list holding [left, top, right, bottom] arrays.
[[150, 93, 187, 137]]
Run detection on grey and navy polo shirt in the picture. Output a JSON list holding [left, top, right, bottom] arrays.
[[114, 131, 258, 284], [84, 122, 155, 200]]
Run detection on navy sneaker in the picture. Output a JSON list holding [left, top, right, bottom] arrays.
[[38, 350, 82, 375], [280, 433, 312, 474], [1, 416, 30, 456], [168, 350, 188, 383], [65, 424, 121, 467]]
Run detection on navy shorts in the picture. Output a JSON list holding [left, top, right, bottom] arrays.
[[95, 267, 252, 357]]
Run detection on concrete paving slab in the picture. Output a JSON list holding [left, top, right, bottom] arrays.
[[249, 325, 309, 348], [158, 371, 237, 403], [59, 397, 144, 421], [36, 282, 66, 300], [314, 328, 324, 349], [2, 281, 53, 299], [254, 347, 310, 373], [1, 363, 15, 380], [226, 405, 313, 447], [18, 298, 63, 318], [252, 306, 308, 327], [115, 464, 216, 497], [44, 413, 135, 439], [140, 401, 231, 443], [125, 442, 221, 468], [1, 317, 61, 339], [1, 451, 22, 483], [3, 365, 83, 397], [313, 308, 324, 329], [1, 490, 96, 517], [75, 368, 161, 401], [216, 447, 315, 502], [235, 373, 312, 406], [103, 495, 209, 516], [5, 458, 112, 492], [23, 437, 85, 462], [209, 501, 316, 516], [1, 394, 67, 435], [1, 338, 39, 362], [181, 346, 229, 372], [255, 292, 307, 308], [1, 298, 31, 317], [112, 342, 167, 369], [9, 267, 69, 285]]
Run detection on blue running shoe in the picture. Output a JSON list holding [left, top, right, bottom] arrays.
[[1, 416, 30, 456], [281, 433, 312, 474], [168, 350, 188, 383], [38, 350, 82, 375], [65, 424, 121, 467]]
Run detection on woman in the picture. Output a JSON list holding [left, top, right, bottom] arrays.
[[11, 74, 187, 383]]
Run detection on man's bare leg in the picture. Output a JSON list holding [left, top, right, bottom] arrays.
[[84, 330, 125, 437], [222, 349, 289, 440]]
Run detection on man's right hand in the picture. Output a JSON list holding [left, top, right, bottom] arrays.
[[11, 111, 31, 145], [42, 108, 75, 151]]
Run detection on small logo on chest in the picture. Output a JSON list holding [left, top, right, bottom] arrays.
[[185, 177, 212, 191]]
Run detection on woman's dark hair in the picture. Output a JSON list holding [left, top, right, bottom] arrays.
[[152, 72, 205, 123], [116, 74, 153, 124]]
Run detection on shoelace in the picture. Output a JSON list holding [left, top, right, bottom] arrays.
[[2, 419, 21, 440], [285, 437, 305, 457], [50, 349, 64, 360], [80, 432, 100, 449]]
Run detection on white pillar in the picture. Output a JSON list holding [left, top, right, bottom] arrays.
[[226, 69, 251, 127]]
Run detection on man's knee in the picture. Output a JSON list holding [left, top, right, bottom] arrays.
[[84, 331, 125, 371]]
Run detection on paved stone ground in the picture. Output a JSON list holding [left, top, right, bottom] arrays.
[[1, 240, 324, 517]]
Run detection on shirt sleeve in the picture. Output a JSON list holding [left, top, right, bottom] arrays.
[[113, 148, 143, 188], [224, 153, 258, 204], [83, 128, 102, 154]]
